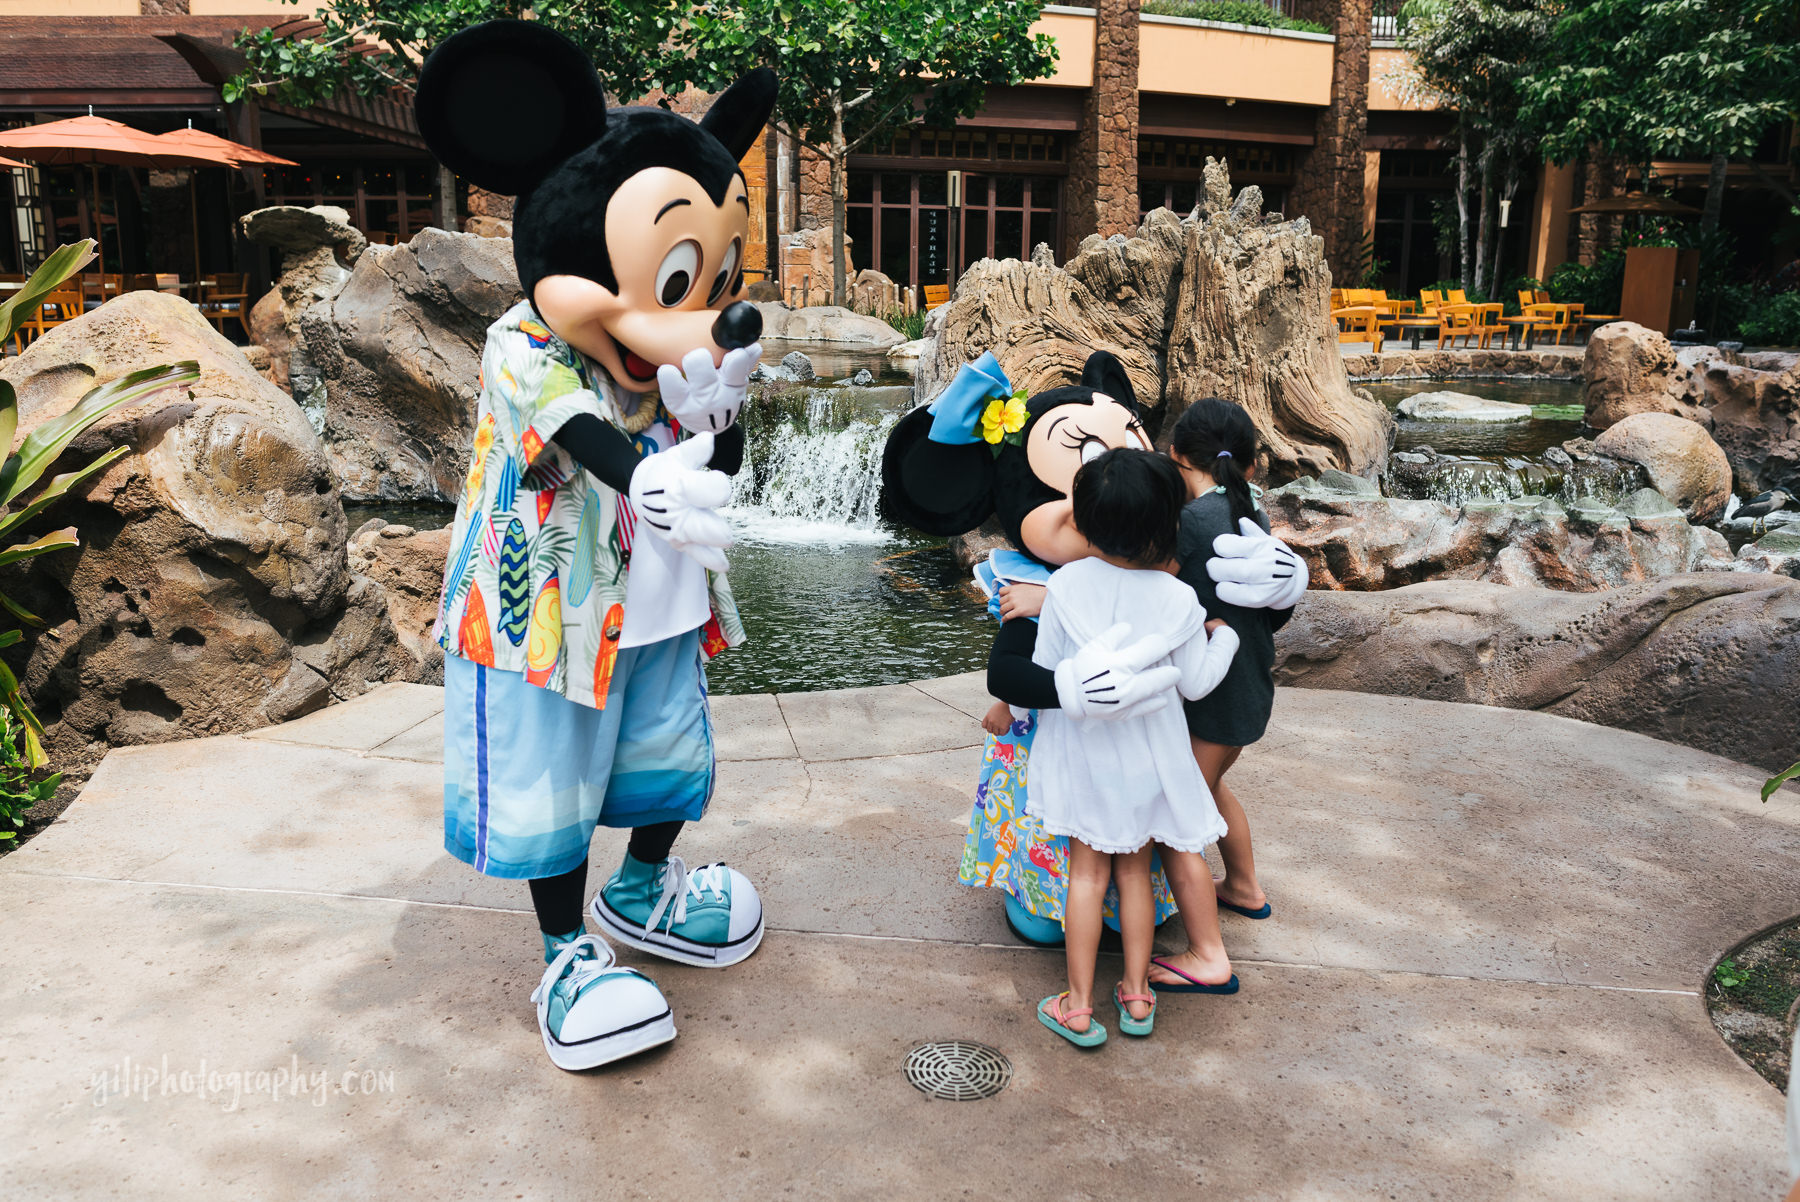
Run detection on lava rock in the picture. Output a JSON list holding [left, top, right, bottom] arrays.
[[754, 302, 903, 347], [1582, 321, 1710, 430], [0, 290, 415, 773], [848, 368, 875, 387], [1273, 572, 1800, 773], [240, 203, 366, 405], [781, 350, 818, 381], [1396, 391, 1533, 422], [915, 160, 1392, 483], [1592, 412, 1733, 523]]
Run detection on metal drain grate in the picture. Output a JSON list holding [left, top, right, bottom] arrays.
[[904, 1041, 1012, 1101]]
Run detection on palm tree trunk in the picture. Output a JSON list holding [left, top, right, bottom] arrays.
[[1456, 127, 1472, 289], [829, 92, 849, 308]]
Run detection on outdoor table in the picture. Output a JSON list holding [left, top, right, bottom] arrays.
[[1394, 318, 1440, 350], [1499, 315, 1541, 351]]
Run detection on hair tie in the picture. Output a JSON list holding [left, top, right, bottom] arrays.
[[1216, 450, 1233, 460]]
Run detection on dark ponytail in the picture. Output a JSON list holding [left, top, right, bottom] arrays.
[[1168, 397, 1259, 529]]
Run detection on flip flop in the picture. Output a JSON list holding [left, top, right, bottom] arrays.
[[1149, 956, 1240, 995], [1038, 993, 1107, 1048], [1114, 985, 1156, 1037], [1217, 898, 1273, 920]]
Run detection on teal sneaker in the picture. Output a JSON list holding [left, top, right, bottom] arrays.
[[592, 853, 764, 968], [529, 932, 675, 1071]]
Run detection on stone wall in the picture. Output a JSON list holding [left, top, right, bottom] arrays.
[[1288, 0, 1372, 281], [1063, 0, 1142, 260]]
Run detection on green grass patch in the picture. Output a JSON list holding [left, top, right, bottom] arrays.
[[1531, 404, 1587, 421], [1140, 0, 1331, 34]]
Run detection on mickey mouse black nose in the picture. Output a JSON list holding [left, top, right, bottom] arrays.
[[711, 301, 762, 351]]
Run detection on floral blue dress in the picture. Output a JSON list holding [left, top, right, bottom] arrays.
[[957, 552, 1178, 925]]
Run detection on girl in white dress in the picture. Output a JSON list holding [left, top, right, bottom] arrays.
[[1028, 448, 1240, 1047]]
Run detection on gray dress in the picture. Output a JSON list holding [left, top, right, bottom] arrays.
[[1174, 490, 1293, 747]]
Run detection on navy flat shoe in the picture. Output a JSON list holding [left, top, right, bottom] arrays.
[[1150, 956, 1240, 994]]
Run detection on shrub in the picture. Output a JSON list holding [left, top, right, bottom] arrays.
[[1738, 291, 1800, 348], [878, 305, 926, 341], [1546, 251, 1625, 314], [1139, 0, 1331, 34], [0, 713, 58, 845]]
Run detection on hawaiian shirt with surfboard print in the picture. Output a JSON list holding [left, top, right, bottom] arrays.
[[434, 300, 744, 710]]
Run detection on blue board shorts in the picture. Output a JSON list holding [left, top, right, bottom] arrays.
[[443, 629, 714, 880]]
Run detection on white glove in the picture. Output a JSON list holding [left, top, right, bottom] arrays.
[[628, 432, 733, 573], [1208, 517, 1308, 609], [1053, 622, 1182, 721], [656, 343, 761, 434], [1177, 623, 1240, 702]]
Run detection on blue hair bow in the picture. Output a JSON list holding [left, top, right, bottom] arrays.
[[926, 351, 1014, 445]]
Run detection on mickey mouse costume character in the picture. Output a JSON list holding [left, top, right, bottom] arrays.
[[882, 350, 1308, 946], [416, 20, 774, 1070]]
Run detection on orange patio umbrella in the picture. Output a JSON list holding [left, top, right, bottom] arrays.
[[0, 114, 231, 276], [155, 126, 300, 287], [0, 154, 27, 170]]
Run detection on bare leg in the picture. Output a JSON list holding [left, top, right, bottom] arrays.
[[1061, 839, 1111, 1033], [1196, 739, 1265, 912], [1150, 847, 1233, 987], [1113, 845, 1155, 1021]]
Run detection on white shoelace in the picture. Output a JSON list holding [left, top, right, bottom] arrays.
[[643, 857, 730, 935], [531, 933, 615, 1006]]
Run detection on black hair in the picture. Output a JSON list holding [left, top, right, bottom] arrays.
[[1070, 448, 1184, 567], [414, 20, 776, 301], [880, 350, 1151, 562], [1168, 397, 1260, 529]]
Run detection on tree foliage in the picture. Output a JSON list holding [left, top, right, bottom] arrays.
[[1519, 0, 1800, 171], [224, 0, 681, 105]]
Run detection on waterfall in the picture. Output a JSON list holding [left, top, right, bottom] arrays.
[[727, 387, 904, 543]]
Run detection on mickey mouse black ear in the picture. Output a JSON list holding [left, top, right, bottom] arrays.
[[1079, 349, 1138, 411], [699, 68, 778, 163], [415, 20, 608, 197], [880, 405, 998, 537]]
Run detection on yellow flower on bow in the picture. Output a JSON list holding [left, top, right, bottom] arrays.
[[979, 395, 1027, 445]]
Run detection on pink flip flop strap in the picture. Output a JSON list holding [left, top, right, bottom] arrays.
[[1046, 993, 1094, 1023]]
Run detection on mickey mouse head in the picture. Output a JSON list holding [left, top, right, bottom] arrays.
[[415, 20, 776, 393]]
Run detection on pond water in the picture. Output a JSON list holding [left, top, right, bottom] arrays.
[[348, 364, 1635, 696]]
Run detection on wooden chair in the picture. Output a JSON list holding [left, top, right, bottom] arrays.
[[14, 285, 83, 351], [922, 284, 950, 309], [122, 273, 161, 293], [1420, 289, 1443, 316], [1445, 288, 1469, 306], [1471, 302, 1507, 349], [1437, 303, 1479, 349], [1331, 305, 1384, 352], [199, 272, 250, 337], [1329, 288, 1345, 310]]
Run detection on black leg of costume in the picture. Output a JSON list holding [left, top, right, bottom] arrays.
[[527, 862, 589, 936], [628, 820, 684, 865]]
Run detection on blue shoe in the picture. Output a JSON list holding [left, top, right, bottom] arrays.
[[1113, 984, 1157, 1037], [592, 853, 764, 968], [1038, 993, 1107, 1048], [530, 933, 675, 1071], [1004, 894, 1065, 947]]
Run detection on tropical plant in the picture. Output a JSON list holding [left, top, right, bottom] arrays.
[[0, 240, 200, 766], [671, 0, 1059, 306], [1737, 292, 1800, 347], [0, 711, 58, 845], [1766, 761, 1800, 802]]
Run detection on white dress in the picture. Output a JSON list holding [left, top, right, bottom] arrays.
[[1025, 557, 1236, 855]]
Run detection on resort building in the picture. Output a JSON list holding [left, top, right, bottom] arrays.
[[0, 1, 1792, 307]]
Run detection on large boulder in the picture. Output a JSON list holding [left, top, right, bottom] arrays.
[[917, 159, 1392, 483], [0, 291, 414, 773], [1273, 572, 1800, 773], [753, 302, 904, 347], [1395, 390, 1532, 422], [240, 204, 366, 414], [308, 227, 522, 500], [1581, 321, 1709, 429], [348, 521, 450, 682], [1701, 352, 1800, 497], [1266, 475, 1730, 591], [1592, 411, 1733, 522]]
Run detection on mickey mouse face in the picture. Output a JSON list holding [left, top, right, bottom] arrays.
[[416, 20, 776, 394], [1025, 392, 1152, 499], [533, 166, 752, 391]]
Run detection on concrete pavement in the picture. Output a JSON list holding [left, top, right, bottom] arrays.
[[3, 678, 1797, 1199]]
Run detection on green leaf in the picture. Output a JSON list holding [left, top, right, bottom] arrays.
[[0, 363, 197, 506], [1763, 759, 1800, 803], [0, 630, 21, 650], [0, 590, 42, 629], [0, 241, 97, 347], [0, 379, 17, 463], [0, 445, 130, 545], [0, 527, 77, 567], [0, 658, 47, 769]]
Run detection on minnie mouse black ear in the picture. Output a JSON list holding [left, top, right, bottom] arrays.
[[699, 68, 778, 163], [880, 404, 998, 537], [415, 20, 609, 197], [1079, 349, 1138, 410]]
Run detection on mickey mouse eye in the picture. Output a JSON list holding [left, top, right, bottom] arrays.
[[656, 240, 702, 307], [708, 239, 742, 305]]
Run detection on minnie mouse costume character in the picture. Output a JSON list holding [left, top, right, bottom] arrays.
[[882, 350, 1308, 945], [416, 20, 774, 1070]]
